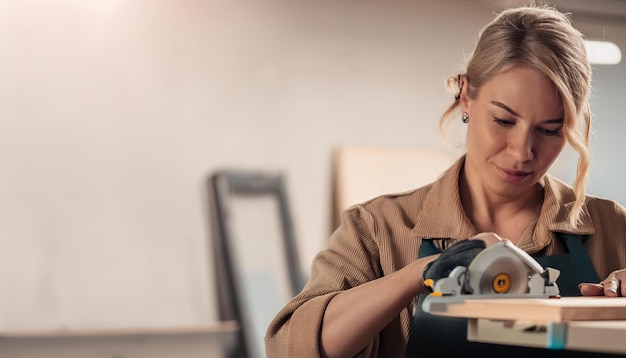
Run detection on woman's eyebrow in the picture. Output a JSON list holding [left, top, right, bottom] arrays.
[[490, 100, 563, 123], [491, 101, 519, 116]]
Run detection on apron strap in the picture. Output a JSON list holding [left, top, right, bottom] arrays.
[[559, 233, 599, 282], [418, 239, 441, 258]]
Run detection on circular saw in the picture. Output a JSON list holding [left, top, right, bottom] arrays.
[[423, 240, 560, 299]]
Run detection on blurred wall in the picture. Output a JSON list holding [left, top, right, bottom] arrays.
[[551, 18, 626, 205], [0, 0, 624, 332]]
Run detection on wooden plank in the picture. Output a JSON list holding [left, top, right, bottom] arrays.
[[426, 296, 626, 322]]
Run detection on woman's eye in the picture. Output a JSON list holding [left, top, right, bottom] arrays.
[[494, 118, 514, 126], [538, 127, 561, 136]]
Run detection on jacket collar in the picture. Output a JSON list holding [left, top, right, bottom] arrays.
[[411, 155, 595, 243]]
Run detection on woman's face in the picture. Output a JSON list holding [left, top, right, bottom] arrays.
[[460, 66, 566, 199]]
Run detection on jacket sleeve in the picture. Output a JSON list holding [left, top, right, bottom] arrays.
[[585, 197, 626, 279], [265, 204, 383, 358]]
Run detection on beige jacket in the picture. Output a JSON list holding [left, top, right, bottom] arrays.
[[265, 156, 626, 357]]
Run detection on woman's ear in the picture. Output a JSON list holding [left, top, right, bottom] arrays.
[[459, 75, 469, 112]]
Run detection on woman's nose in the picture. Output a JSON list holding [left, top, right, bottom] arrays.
[[507, 131, 534, 162]]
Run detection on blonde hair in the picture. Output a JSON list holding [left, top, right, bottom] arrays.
[[440, 5, 592, 227]]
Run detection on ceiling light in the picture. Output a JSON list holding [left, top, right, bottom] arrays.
[[586, 40, 622, 65]]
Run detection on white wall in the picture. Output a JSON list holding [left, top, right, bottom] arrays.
[[0, 0, 624, 334]]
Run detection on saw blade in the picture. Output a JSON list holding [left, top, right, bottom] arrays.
[[465, 248, 530, 295]]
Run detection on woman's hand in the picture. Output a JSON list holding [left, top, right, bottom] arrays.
[[579, 269, 626, 297], [422, 232, 505, 291]]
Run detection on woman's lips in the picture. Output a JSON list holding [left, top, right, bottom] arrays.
[[498, 167, 532, 182]]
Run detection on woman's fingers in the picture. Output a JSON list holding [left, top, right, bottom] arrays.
[[578, 283, 605, 296], [579, 270, 625, 297], [604, 277, 620, 297]]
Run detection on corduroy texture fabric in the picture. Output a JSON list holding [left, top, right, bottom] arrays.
[[265, 156, 626, 358]]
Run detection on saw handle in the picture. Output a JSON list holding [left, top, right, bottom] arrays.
[[422, 239, 486, 292]]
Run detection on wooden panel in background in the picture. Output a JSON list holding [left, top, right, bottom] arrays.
[[331, 146, 455, 230]]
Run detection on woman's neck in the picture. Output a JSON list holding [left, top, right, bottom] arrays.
[[459, 167, 544, 244]]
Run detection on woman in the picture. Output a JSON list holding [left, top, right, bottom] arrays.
[[265, 5, 626, 358]]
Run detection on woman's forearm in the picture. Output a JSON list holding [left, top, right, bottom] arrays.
[[319, 255, 438, 358]]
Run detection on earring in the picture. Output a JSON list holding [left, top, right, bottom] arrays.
[[462, 112, 469, 123]]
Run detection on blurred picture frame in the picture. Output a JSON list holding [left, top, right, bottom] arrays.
[[209, 170, 304, 358]]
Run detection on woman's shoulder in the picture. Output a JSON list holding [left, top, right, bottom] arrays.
[[585, 194, 626, 218], [545, 174, 626, 216]]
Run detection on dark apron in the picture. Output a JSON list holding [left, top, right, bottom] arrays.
[[405, 233, 619, 358]]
